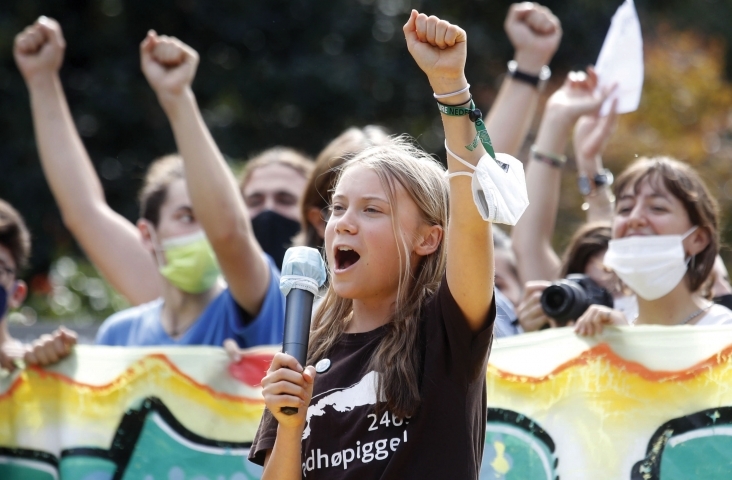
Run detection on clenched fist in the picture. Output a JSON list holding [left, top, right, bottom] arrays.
[[403, 10, 468, 94], [504, 3, 562, 73], [13, 16, 66, 83], [140, 31, 199, 106]]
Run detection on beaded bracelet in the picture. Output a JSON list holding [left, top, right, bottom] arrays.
[[529, 145, 566, 169]]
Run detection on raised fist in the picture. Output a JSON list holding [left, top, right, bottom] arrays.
[[403, 10, 467, 93], [13, 16, 66, 83], [140, 31, 199, 101], [504, 3, 562, 72]]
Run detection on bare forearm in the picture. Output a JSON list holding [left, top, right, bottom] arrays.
[[585, 187, 613, 223], [160, 89, 269, 313], [511, 108, 570, 281], [434, 77, 494, 328], [162, 90, 252, 245], [262, 427, 303, 480], [485, 78, 540, 156], [26, 74, 160, 304], [27, 74, 105, 225]]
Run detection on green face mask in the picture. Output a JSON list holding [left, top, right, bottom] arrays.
[[156, 230, 221, 294]]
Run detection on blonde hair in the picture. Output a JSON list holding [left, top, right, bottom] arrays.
[[307, 136, 449, 418], [298, 126, 390, 249]]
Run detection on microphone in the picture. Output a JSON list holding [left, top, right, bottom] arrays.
[[278, 247, 327, 415]]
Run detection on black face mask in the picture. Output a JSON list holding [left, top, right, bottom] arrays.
[[251, 210, 301, 270], [714, 294, 732, 311], [0, 285, 7, 322]]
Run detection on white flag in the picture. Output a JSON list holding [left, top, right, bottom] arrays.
[[595, 0, 644, 116]]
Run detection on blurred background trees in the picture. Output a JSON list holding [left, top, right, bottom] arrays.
[[1, 0, 731, 324]]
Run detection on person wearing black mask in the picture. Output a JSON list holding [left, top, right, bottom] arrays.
[[238, 148, 313, 270]]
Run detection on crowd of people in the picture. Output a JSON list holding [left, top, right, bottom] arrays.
[[1, 2, 731, 478]]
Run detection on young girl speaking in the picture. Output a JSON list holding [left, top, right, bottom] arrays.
[[249, 10, 525, 479]]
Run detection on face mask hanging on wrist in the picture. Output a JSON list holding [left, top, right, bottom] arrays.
[[603, 226, 698, 301], [444, 143, 529, 226], [151, 229, 222, 294]]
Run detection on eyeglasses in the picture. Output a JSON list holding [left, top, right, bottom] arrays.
[[0, 265, 16, 284], [320, 206, 332, 223]]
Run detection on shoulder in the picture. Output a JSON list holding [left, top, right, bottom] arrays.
[[426, 278, 496, 332], [697, 304, 732, 325], [96, 298, 163, 344]]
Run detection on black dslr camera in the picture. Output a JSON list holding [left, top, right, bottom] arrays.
[[540, 274, 614, 326]]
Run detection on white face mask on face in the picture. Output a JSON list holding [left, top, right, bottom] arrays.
[[603, 226, 698, 301]]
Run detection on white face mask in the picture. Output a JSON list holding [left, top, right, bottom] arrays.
[[445, 143, 529, 226], [603, 226, 698, 301]]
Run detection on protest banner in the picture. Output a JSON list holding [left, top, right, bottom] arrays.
[[3, 326, 732, 479]]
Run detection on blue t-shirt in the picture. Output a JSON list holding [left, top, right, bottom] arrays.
[[95, 260, 284, 348], [493, 287, 520, 338]]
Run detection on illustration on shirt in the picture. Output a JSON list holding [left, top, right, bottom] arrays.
[[480, 408, 558, 480], [301, 370, 413, 477], [304, 370, 381, 439]]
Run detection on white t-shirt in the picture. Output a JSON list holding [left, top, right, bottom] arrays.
[[695, 304, 732, 325]]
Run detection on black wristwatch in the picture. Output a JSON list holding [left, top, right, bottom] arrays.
[[507, 60, 551, 90], [578, 169, 614, 196]]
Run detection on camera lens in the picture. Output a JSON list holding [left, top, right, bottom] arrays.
[[540, 281, 590, 325]]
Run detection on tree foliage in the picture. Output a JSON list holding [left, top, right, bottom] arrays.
[[0, 0, 731, 318]]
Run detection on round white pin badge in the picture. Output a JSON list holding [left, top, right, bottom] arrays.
[[315, 358, 331, 373]]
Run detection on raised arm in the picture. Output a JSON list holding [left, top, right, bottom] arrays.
[[485, 3, 562, 156], [573, 97, 618, 223], [404, 11, 493, 330], [13, 18, 160, 305], [511, 69, 610, 283], [140, 32, 270, 315]]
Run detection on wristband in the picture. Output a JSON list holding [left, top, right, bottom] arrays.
[[530, 145, 566, 168], [507, 60, 551, 90], [433, 84, 471, 99], [437, 98, 500, 165], [578, 168, 614, 196]]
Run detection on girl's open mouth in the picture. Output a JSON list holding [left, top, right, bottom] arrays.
[[335, 246, 361, 271]]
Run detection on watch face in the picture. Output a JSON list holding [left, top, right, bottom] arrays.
[[539, 65, 551, 81], [604, 169, 614, 186], [594, 169, 613, 187], [578, 176, 592, 196]]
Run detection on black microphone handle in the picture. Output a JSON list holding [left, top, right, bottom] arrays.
[[281, 288, 315, 416]]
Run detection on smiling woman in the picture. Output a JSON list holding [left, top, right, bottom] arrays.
[[575, 156, 732, 335]]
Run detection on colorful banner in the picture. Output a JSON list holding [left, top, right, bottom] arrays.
[[481, 325, 732, 480], [2, 326, 732, 479], [0, 346, 272, 480]]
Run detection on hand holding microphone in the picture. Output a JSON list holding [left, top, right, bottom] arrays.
[[267, 247, 326, 418]]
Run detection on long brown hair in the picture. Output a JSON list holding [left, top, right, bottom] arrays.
[[307, 136, 448, 418], [560, 222, 612, 278], [613, 156, 719, 292]]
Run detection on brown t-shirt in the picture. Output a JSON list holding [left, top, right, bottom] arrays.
[[249, 279, 496, 479]]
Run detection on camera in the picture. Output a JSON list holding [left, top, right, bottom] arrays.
[[540, 274, 614, 325]]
